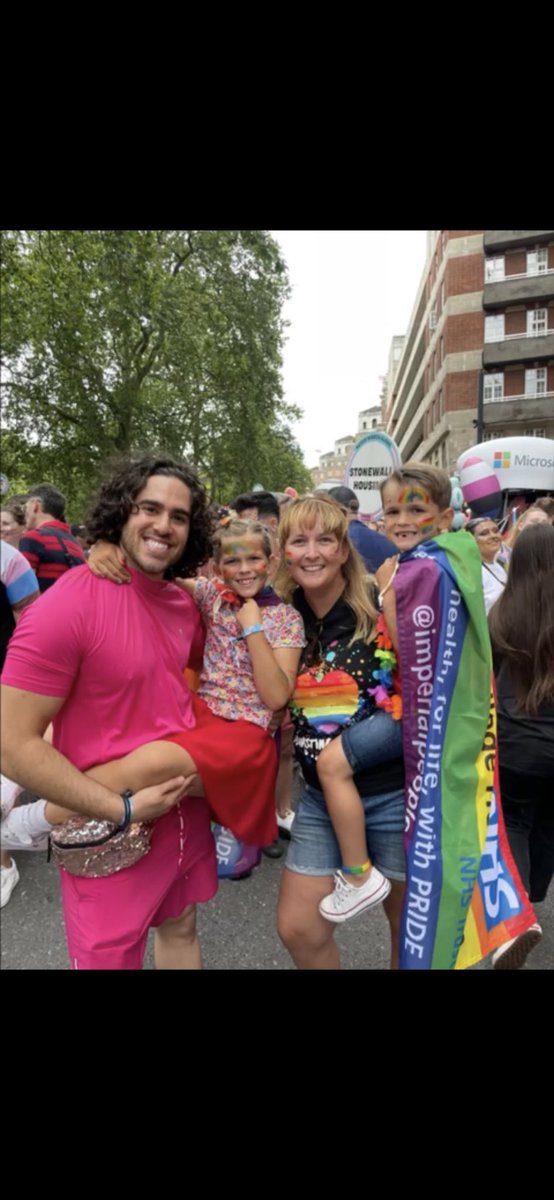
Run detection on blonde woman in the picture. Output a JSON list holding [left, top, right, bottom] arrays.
[[505, 504, 550, 550], [274, 495, 405, 969]]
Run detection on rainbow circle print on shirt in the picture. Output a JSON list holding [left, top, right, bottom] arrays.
[[292, 668, 360, 733]]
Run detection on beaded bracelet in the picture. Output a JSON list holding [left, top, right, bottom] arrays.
[[116, 789, 134, 831], [242, 623, 264, 637]]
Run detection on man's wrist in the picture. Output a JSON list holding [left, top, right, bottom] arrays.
[[115, 790, 134, 830]]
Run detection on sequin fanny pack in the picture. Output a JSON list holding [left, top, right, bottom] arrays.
[[50, 816, 152, 878]]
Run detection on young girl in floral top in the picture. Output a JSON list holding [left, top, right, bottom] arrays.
[[2, 520, 305, 849]]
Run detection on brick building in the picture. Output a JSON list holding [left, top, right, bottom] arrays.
[[384, 230, 554, 472], [309, 232, 554, 485], [481, 231, 554, 443]]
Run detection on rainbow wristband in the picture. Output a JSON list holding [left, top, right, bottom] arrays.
[[341, 860, 370, 875], [242, 623, 264, 637]]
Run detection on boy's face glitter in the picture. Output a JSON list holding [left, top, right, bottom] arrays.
[[382, 480, 452, 552]]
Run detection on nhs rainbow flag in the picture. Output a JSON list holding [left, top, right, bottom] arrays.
[[394, 531, 537, 970]]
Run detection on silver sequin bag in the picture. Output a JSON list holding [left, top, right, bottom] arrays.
[[50, 815, 152, 878]]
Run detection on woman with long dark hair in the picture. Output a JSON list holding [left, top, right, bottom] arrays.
[[488, 523, 554, 967]]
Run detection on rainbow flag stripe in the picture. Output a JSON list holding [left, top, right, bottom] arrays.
[[293, 670, 360, 728], [394, 532, 537, 970]]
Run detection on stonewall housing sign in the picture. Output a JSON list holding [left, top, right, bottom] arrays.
[[344, 431, 401, 520]]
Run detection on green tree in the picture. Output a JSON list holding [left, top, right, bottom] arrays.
[[1, 230, 309, 512]]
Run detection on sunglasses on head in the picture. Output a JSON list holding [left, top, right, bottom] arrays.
[[303, 621, 324, 668]]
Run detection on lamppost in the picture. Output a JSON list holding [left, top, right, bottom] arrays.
[[474, 369, 484, 444]]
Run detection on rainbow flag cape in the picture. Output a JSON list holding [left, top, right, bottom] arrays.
[[394, 531, 537, 970]]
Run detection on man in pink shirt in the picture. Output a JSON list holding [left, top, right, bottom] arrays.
[[1, 453, 217, 970]]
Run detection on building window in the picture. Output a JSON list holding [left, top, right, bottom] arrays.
[[524, 427, 546, 437], [483, 430, 505, 441], [484, 373, 504, 402], [485, 256, 505, 282], [485, 314, 505, 342], [525, 367, 547, 396], [527, 308, 547, 335], [527, 248, 547, 276], [440, 336, 444, 366], [441, 442, 447, 468], [439, 388, 444, 418]]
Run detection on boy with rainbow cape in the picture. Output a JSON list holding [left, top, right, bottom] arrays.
[[380, 465, 538, 969]]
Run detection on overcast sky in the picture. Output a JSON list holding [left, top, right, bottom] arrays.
[[270, 231, 428, 468]]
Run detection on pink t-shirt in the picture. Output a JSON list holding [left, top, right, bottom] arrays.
[[1, 564, 203, 770]]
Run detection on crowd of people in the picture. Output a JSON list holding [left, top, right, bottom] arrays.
[[1, 457, 552, 970]]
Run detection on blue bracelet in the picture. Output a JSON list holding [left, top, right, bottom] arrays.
[[116, 790, 134, 831], [242, 623, 264, 637]]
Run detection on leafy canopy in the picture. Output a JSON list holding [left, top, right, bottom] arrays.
[[1, 230, 312, 517]]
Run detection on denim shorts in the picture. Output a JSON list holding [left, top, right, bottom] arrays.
[[341, 710, 403, 774], [286, 783, 406, 881]]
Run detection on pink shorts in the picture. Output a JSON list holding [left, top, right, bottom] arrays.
[[59, 796, 217, 970]]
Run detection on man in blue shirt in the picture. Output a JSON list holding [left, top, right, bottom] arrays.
[[328, 486, 396, 572]]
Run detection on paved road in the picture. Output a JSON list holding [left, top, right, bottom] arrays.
[[1, 836, 552, 970]]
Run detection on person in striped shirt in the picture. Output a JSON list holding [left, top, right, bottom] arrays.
[[19, 483, 86, 592]]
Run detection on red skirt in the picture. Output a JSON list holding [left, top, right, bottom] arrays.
[[165, 694, 278, 847]]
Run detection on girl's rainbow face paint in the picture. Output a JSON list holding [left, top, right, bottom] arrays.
[[218, 537, 271, 596]]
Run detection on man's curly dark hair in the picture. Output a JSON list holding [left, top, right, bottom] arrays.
[[86, 452, 213, 578]]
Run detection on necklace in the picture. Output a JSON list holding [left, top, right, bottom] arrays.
[[483, 562, 506, 587]]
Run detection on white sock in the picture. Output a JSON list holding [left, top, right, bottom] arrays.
[[1, 773, 25, 817], [11, 800, 54, 836]]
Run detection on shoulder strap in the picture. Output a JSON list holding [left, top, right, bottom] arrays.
[[483, 562, 506, 587], [40, 526, 83, 569]]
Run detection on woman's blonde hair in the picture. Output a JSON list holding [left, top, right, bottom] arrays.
[[505, 505, 544, 550], [274, 495, 378, 643]]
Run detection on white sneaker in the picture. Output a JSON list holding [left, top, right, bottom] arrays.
[[0, 806, 50, 852], [0, 858, 20, 908], [277, 809, 295, 836], [491, 923, 542, 970], [319, 866, 391, 923], [1, 774, 25, 820]]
